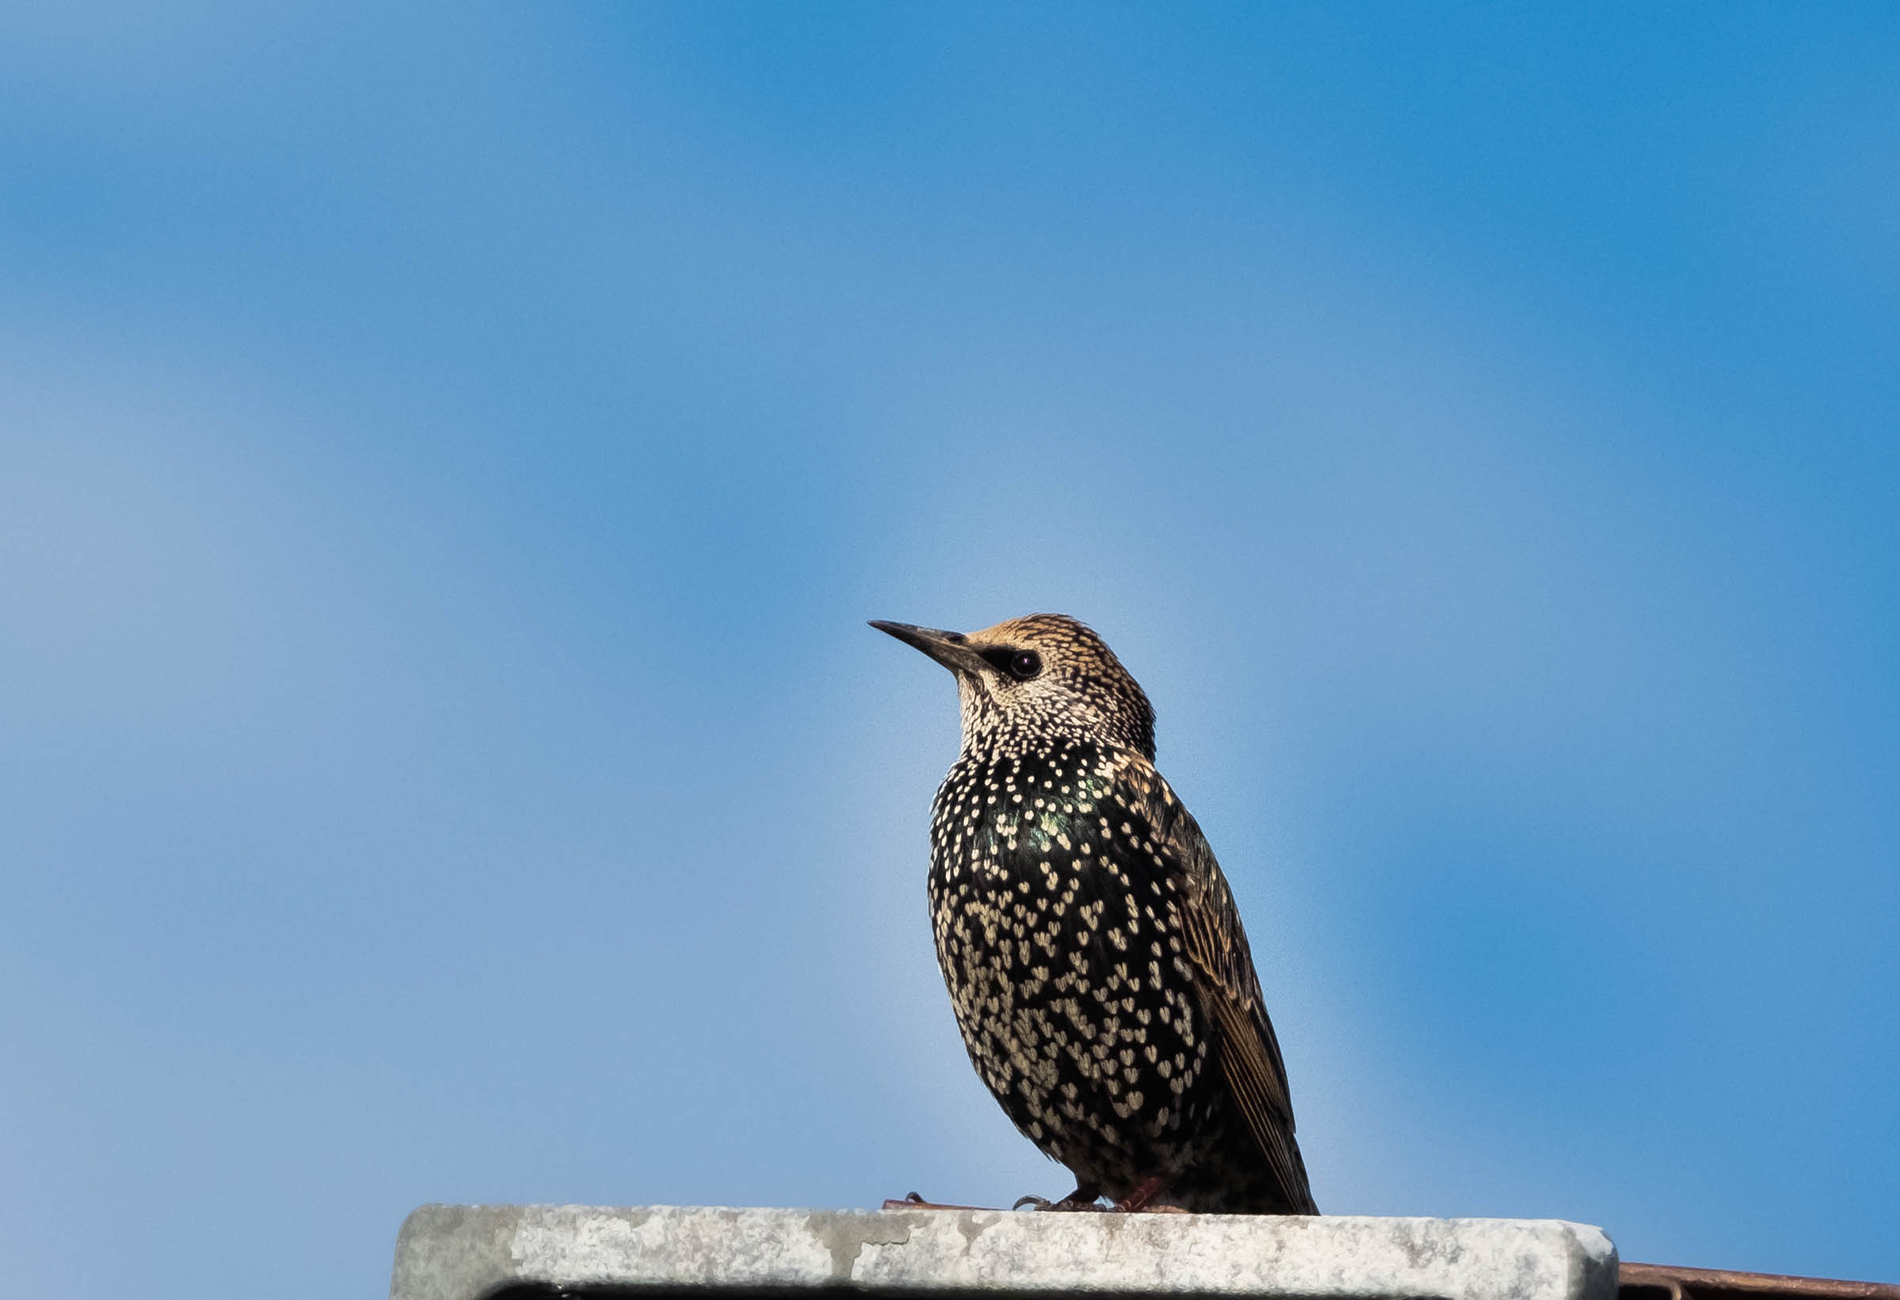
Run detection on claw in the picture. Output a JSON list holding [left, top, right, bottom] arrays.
[[1012, 1184, 1108, 1211]]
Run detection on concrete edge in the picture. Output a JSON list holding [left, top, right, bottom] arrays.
[[390, 1204, 522, 1300], [1559, 1220, 1621, 1300]]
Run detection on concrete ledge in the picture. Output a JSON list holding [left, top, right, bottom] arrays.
[[390, 1205, 1619, 1300]]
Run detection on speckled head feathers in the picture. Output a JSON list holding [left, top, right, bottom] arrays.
[[872, 613, 1157, 760]]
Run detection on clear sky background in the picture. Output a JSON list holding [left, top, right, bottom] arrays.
[[3, 5, 1897, 1298]]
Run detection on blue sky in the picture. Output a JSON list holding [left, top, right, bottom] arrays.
[[2, 5, 1896, 1297]]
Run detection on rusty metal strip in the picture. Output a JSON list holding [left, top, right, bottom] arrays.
[[1622, 1262, 1900, 1300]]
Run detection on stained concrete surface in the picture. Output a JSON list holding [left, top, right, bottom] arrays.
[[391, 1205, 1617, 1300]]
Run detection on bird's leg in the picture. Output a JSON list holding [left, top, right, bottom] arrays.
[[1014, 1184, 1105, 1211], [1113, 1173, 1187, 1214]]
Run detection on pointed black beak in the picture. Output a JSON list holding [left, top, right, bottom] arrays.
[[869, 620, 990, 675]]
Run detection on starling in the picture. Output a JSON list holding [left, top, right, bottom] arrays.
[[872, 614, 1318, 1215]]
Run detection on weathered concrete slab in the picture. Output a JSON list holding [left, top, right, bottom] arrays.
[[390, 1204, 1618, 1300]]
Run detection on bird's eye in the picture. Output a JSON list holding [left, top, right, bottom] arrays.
[[1009, 650, 1042, 680]]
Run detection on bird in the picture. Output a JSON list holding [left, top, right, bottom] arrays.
[[871, 613, 1318, 1215]]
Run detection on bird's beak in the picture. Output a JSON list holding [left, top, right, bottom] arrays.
[[869, 620, 991, 675]]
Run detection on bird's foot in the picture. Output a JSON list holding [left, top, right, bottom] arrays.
[[1113, 1174, 1187, 1214], [1015, 1184, 1107, 1211]]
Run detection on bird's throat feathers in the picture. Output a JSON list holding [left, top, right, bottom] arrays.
[[953, 674, 1151, 759], [949, 616, 1158, 760]]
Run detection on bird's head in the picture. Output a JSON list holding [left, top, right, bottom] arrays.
[[871, 613, 1156, 760]]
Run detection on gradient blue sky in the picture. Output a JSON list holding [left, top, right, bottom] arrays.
[[3, 5, 1897, 1298]]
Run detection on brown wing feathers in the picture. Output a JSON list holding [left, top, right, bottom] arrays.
[[1145, 770, 1319, 1214]]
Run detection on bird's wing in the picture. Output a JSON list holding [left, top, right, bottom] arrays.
[[1124, 758, 1318, 1214]]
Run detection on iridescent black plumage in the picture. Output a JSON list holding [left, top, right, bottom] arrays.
[[873, 614, 1317, 1215]]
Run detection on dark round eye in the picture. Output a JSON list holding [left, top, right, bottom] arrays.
[[1008, 650, 1042, 680]]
